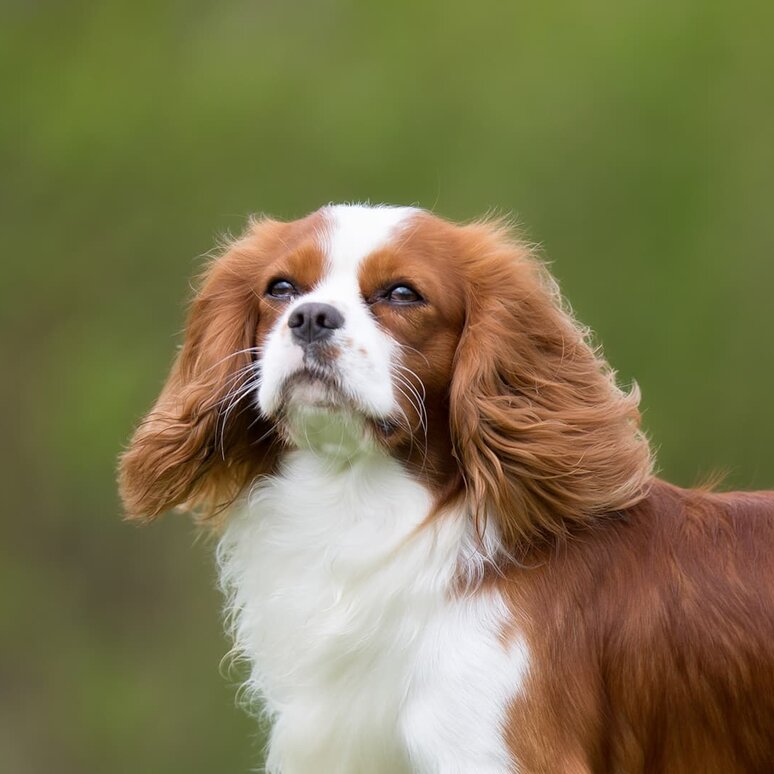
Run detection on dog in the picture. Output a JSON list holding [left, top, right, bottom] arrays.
[[120, 204, 774, 773]]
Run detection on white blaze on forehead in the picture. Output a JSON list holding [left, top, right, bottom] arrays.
[[320, 204, 418, 279]]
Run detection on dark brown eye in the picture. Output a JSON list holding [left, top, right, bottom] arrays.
[[266, 279, 298, 300], [386, 284, 423, 304]]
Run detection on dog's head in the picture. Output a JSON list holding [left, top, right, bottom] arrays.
[[119, 205, 651, 547]]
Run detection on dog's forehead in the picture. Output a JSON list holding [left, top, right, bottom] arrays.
[[318, 204, 419, 281]]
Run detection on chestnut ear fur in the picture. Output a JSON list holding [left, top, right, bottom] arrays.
[[449, 220, 653, 549], [118, 228, 278, 522]]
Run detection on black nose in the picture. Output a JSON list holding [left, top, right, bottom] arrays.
[[288, 302, 345, 345]]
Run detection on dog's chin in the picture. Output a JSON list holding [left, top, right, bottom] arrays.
[[276, 370, 399, 458], [283, 371, 346, 410]]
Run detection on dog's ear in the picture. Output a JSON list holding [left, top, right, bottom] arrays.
[[119, 224, 279, 522], [449, 221, 652, 549]]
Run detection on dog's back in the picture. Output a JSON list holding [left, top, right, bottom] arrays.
[[505, 480, 774, 772]]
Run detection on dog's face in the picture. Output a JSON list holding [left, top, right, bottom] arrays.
[[254, 206, 465, 461], [119, 204, 651, 549]]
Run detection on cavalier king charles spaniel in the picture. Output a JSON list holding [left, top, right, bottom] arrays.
[[120, 204, 774, 773]]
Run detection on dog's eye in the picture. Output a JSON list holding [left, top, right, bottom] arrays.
[[266, 279, 298, 300], [386, 284, 423, 304]]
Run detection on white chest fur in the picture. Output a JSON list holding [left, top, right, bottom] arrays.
[[217, 449, 528, 774]]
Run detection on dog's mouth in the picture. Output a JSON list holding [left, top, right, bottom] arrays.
[[278, 366, 401, 443], [277, 369, 379, 458], [282, 367, 346, 409]]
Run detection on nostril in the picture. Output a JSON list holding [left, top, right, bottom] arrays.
[[318, 307, 344, 330], [317, 312, 334, 329], [288, 311, 304, 329]]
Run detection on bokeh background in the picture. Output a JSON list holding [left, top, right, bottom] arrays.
[[3, 1, 773, 771]]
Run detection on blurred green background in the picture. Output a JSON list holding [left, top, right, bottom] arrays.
[[2, 1, 773, 771]]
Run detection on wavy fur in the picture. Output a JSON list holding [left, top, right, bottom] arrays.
[[449, 219, 653, 548], [118, 226, 279, 520]]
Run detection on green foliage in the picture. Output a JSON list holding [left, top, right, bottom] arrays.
[[2, 1, 773, 771]]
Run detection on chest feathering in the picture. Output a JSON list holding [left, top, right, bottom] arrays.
[[217, 450, 529, 774]]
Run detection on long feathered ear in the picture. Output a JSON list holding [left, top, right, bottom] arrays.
[[119, 228, 279, 522], [449, 220, 652, 549]]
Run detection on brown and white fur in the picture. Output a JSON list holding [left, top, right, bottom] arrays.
[[120, 204, 774, 773]]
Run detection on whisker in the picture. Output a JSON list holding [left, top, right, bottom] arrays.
[[392, 372, 428, 436], [199, 346, 264, 378], [394, 342, 430, 367], [393, 362, 427, 397], [392, 377, 423, 430], [214, 364, 264, 407], [393, 370, 428, 418], [391, 382, 429, 472], [216, 366, 262, 458]]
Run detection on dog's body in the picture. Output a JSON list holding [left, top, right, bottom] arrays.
[[218, 458, 774, 773], [121, 205, 774, 772]]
